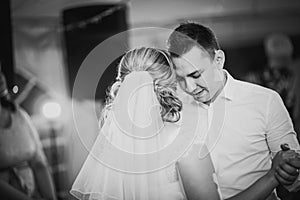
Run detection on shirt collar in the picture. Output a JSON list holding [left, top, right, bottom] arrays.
[[220, 70, 236, 101]]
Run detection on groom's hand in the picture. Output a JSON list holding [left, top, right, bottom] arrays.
[[271, 150, 300, 186]]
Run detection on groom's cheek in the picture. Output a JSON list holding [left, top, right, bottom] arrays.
[[213, 69, 223, 82]]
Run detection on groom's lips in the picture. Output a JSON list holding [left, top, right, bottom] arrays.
[[193, 88, 205, 96]]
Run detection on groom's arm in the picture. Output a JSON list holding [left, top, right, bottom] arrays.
[[265, 92, 300, 190], [227, 92, 300, 200], [225, 150, 300, 200], [266, 92, 299, 155]]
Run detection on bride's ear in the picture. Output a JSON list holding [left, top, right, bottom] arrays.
[[214, 50, 225, 69]]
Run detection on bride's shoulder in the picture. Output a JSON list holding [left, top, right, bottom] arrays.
[[161, 122, 181, 139], [180, 102, 204, 119]]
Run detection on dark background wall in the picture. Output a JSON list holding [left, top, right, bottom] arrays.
[[62, 3, 128, 101], [0, 0, 15, 89]]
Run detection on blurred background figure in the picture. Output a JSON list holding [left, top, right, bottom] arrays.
[[245, 33, 300, 133], [0, 72, 57, 200]]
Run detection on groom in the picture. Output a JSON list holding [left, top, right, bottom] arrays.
[[167, 22, 300, 199]]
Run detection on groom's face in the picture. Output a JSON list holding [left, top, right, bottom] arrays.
[[172, 46, 222, 104]]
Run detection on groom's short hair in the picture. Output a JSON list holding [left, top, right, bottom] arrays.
[[167, 22, 220, 60]]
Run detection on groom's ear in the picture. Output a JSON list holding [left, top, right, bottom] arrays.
[[214, 50, 225, 69]]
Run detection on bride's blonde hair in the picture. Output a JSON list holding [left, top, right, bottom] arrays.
[[101, 47, 182, 125]]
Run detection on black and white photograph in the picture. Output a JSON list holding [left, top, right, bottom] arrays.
[[1, 0, 300, 199]]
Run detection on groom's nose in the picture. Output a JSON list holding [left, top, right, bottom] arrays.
[[185, 77, 197, 92]]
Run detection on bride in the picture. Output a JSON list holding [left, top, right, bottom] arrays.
[[70, 47, 220, 200]]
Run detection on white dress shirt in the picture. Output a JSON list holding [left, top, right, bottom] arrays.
[[178, 70, 300, 199]]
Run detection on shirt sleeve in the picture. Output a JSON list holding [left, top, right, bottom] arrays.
[[266, 92, 300, 153]]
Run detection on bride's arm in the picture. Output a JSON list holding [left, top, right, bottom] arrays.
[[176, 144, 220, 200], [225, 172, 278, 200]]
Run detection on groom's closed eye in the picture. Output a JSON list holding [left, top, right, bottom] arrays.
[[188, 70, 202, 79]]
